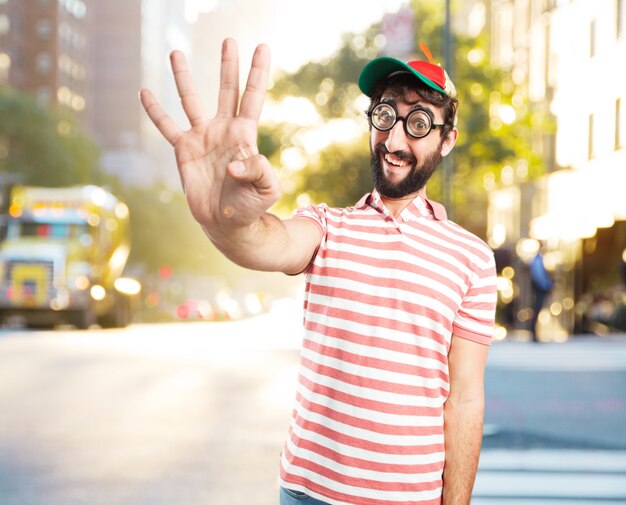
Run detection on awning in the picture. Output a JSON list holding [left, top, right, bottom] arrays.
[[530, 164, 626, 241]]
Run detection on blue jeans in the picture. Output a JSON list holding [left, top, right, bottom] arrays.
[[280, 487, 330, 505]]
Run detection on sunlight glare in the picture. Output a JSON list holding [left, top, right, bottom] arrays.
[[281, 147, 307, 171], [265, 364, 299, 409], [299, 119, 364, 155], [185, 0, 218, 23], [262, 97, 319, 126]]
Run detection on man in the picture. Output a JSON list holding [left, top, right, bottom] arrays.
[[529, 247, 553, 342], [140, 38, 497, 505]]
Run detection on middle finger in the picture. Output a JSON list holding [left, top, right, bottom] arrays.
[[216, 38, 240, 118]]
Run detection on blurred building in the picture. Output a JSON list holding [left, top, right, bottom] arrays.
[[0, 0, 190, 188], [487, 0, 626, 338], [91, 0, 191, 188], [0, 0, 91, 122], [191, 0, 274, 118]]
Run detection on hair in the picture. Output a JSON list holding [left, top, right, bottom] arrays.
[[365, 73, 458, 141]]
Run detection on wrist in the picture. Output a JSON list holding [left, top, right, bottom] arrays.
[[201, 217, 258, 249]]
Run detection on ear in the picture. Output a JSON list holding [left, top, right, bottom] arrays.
[[440, 128, 458, 157]]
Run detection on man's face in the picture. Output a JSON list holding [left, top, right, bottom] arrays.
[[369, 90, 456, 199]]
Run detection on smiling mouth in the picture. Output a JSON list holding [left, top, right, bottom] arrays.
[[384, 152, 412, 169]]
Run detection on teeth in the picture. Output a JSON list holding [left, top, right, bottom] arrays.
[[385, 154, 409, 167]]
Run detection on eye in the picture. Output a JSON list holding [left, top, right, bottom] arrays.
[[372, 104, 396, 129], [408, 110, 431, 135]]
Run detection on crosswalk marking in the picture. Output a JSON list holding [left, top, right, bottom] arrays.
[[472, 450, 626, 504], [487, 339, 626, 371], [479, 449, 626, 472]]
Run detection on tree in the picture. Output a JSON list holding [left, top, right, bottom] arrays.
[[434, 23, 551, 235], [261, 28, 380, 212], [261, 1, 552, 238], [98, 178, 237, 278], [0, 87, 251, 290], [0, 87, 100, 188]]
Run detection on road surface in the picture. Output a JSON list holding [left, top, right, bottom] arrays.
[[0, 309, 624, 504]]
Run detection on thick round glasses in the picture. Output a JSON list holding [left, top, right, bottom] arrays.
[[369, 103, 445, 139]]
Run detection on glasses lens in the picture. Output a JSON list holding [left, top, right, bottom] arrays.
[[406, 110, 432, 138], [371, 104, 396, 131]]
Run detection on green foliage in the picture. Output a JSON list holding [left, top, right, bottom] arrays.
[[262, 27, 385, 211], [269, 27, 381, 121], [263, 2, 553, 238], [0, 87, 237, 284], [0, 87, 235, 277], [0, 87, 100, 187], [280, 132, 373, 209], [440, 26, 553, 234], [111, 182, 239, 277]]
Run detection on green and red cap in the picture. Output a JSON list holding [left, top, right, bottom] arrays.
[[358, 56, 457, 99]]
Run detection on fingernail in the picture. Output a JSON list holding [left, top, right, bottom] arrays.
[[230, 161, 245, 175]]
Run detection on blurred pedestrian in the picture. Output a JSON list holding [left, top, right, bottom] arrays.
[[621, 247, 626, 287], [140, 39, 497, 505], [529, 247, 553, 342]]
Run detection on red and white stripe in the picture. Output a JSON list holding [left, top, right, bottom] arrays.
[[280, 191, 497, 504]]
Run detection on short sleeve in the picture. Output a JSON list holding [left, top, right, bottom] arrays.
[[293, 204, 328, 236], [452, 253, 498, 346], [293, 204, 329, 274]]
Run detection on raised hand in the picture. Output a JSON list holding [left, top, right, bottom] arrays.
[[139, 38, 280, 235]]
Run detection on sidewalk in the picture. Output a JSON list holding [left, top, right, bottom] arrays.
[[479, 332, 626, 503]]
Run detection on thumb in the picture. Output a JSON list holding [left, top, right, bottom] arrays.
[[227, 154, 279, 193]]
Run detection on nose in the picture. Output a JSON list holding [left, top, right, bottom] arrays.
[[384, 119, 409, 153]]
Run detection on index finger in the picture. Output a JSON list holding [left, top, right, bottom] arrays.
[[238, 44, 270, 121], [139, 88, 182, 145], [170, 51, 207, 127]]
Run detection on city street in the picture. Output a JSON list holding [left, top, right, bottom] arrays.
[[476, 337, 626, 504], [2, 1, 625, 505], [0, 308, 625, 505]]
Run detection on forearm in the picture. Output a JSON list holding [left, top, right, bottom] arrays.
[[441, 396, 484, 505], [203, 213, 318, 274]]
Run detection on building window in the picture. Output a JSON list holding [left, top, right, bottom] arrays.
[[36, 19, 52, 40], [0, 51, 10, 84], [35, 52, 53, 74], [590, 19, 596, 58], [544, 0, 557, 12], [617, 99, 623, 150], [0, 14, 9, 36], [37, 86, 52, 106], [74, 1, 87, 19], [60, 0, 87, 19], [544, 23, 552, 89], [588, 113, 595, 159]]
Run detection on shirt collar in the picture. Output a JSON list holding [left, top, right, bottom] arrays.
[[354, 189, 448, 221], [424, 198, 448, 220]]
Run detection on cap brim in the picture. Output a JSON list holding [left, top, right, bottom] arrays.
[[358, 56, 446, 97]]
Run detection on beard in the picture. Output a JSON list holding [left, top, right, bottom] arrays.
[[370, 143, 443, 199]]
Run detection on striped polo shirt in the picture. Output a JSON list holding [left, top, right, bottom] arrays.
[[279, 190, 497, 505]]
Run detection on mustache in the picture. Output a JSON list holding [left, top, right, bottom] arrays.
[[375, 143, 417, 165]]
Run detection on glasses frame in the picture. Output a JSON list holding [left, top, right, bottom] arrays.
[[369, 102, 445, 139]]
